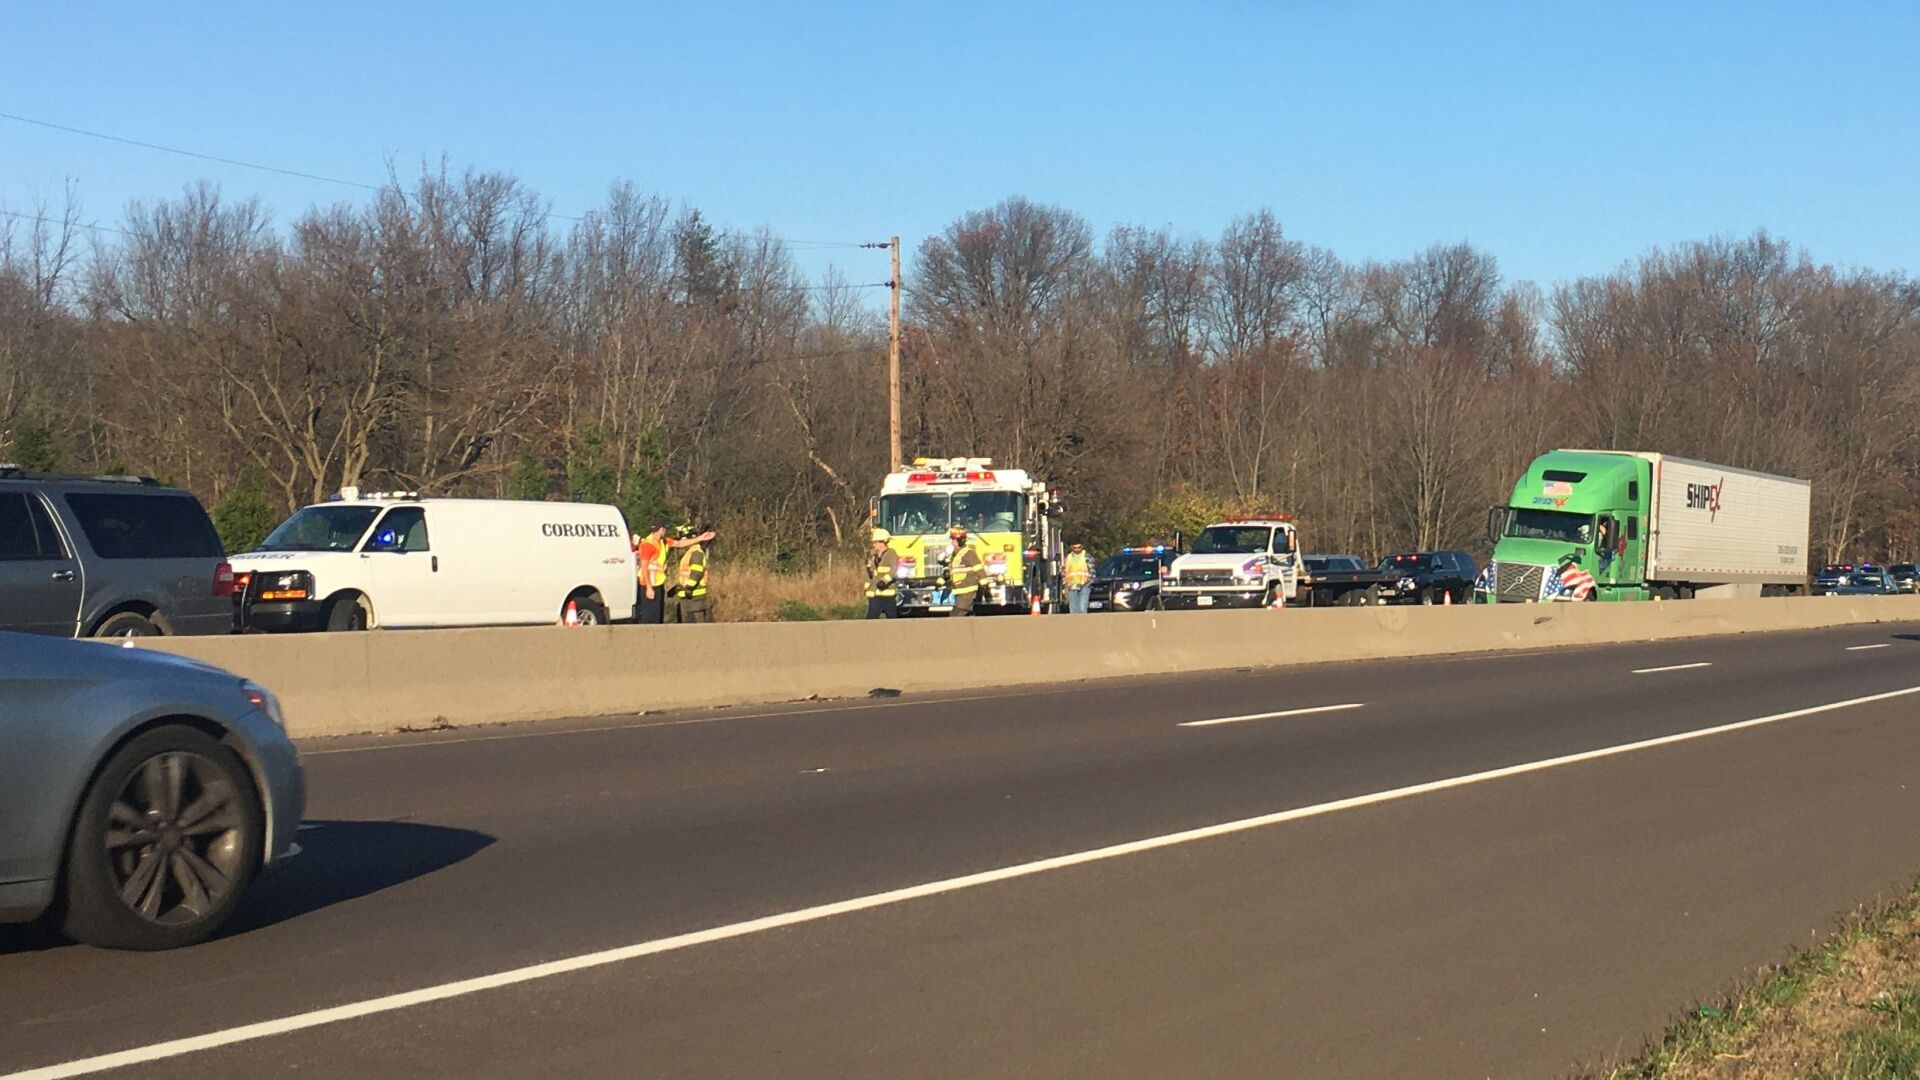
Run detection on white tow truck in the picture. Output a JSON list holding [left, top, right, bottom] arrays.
[[1158, 516, 1304, 610]]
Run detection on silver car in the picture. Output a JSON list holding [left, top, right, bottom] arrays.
[[0, 632, 304, 949]]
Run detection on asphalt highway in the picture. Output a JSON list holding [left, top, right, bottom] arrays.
[[5, 621, 1920, 1078]]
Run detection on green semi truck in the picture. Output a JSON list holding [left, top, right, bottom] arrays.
[[1480, 450, 1811, 603]]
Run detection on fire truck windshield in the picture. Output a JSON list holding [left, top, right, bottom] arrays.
[[950, 491, 1022, 533], [879, 494, 947, 536]]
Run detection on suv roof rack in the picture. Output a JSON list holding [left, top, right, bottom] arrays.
[[0, 464, 162, 486]]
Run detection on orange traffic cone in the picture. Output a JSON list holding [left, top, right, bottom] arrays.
[[1031, 593, 1043, 616], [1443, 590, 1452, 606], [564, 599, 580, 626]]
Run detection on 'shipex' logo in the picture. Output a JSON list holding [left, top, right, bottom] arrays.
[[1685, 478, 1725, 522]]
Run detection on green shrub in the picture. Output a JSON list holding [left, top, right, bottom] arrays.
[[772, 600, 823, 621], [214, 475, 280, 554]]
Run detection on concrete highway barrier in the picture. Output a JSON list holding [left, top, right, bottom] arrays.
[[137, 596, 1920, 739]]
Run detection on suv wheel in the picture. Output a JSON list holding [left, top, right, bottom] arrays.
[[61, 726, 263, 950], [93, 611, 160, 638]]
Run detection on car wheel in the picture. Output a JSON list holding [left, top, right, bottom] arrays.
[[92, 611, 159, 638], [324, 595, 369, 632], [1418, 588, 1438, 606], [567, 597, 608, 626], [61, 726, 263, 950]]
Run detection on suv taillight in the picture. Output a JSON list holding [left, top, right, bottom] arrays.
[[214, 562, 240, 598]]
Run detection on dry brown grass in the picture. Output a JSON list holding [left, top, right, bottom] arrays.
[[707, 561, 868, 622]]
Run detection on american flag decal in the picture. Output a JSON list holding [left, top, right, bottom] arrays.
[[1549, 564, 1595, 600]]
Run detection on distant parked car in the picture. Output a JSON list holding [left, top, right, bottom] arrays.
[[0, 632, 304, 949], [0, 468, 237, 638], [1813, 564, 1855, 595], [1378, 550, 1480, 605], [1890, 564, 1919, 594], [1827, 569, 1901, 596], [1088, 546, 1177, 612]]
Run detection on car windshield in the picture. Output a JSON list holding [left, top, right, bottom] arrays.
[[1503, 509, 1592, 544], [1308, 555, 1364, 572], [256, 505, 381, 552], [1380, 553, 1437, 572], [1098, 554, 1161, 579], [1894, 565, 1918, 577], [1191, 526, 1274, 555]]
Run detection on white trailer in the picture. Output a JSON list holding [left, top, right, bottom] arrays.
[[1641, 454, 1811, 590]]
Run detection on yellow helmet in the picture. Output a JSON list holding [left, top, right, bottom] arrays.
[[871, 528, 892, 543]]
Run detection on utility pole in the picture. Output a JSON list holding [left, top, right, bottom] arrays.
[[888, 235, 903, 470]]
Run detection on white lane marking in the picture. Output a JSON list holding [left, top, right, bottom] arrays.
[[15, 684, 1919, 1080], [1632, 662, 1713, 674], [1848, 644, 1893, 651], [1179, 703, 1366, 728]]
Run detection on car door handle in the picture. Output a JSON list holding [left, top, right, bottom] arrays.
[[51, 570, 76, 582], [431, 556, 439, 572]]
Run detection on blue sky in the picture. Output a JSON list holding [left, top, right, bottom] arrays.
[[3, 2, 1914, 296]]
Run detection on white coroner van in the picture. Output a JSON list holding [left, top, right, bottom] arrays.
[[231, 492, 636, 631]]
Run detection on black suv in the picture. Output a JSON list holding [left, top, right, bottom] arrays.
[[1378, 550, 1479, 605], [0, 468, 235, 637], [1088, 546, 1177, 612]]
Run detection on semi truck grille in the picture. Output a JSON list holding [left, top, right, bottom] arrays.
[[1494, 562, 1544, 600], [1180, 570, 1234, 586]]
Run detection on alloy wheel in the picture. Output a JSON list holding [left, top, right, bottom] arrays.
[[105, 752, 248, 927]]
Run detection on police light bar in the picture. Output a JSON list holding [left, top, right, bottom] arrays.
[[1219, 513, 1292, 523]]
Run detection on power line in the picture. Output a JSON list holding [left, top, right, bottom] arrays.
[[0, 110, 384, 194], [0, 207, 133, 238], [0, 109, 883, 249]]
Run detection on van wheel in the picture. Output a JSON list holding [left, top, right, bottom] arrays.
[[566, 597, 608, 626], [93, 612, 160, 638], [61, 725, 263, 950], [324, 596, 369, 632]]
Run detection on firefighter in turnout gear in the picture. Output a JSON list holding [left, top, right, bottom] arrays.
[[943, 523, 984, 616], [667, 525, 714, 623], [866, 529, 901, 619]]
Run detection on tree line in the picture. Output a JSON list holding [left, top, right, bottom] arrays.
[[3, 172, 1916, 566]]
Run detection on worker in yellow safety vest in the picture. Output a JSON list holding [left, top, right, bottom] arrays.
[[866, 529, 901, 619], [943, 523, 984, 617], [634, 520, 670, 624], [1063, 542, 1094, 614], [667, 525, 714, 623]]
